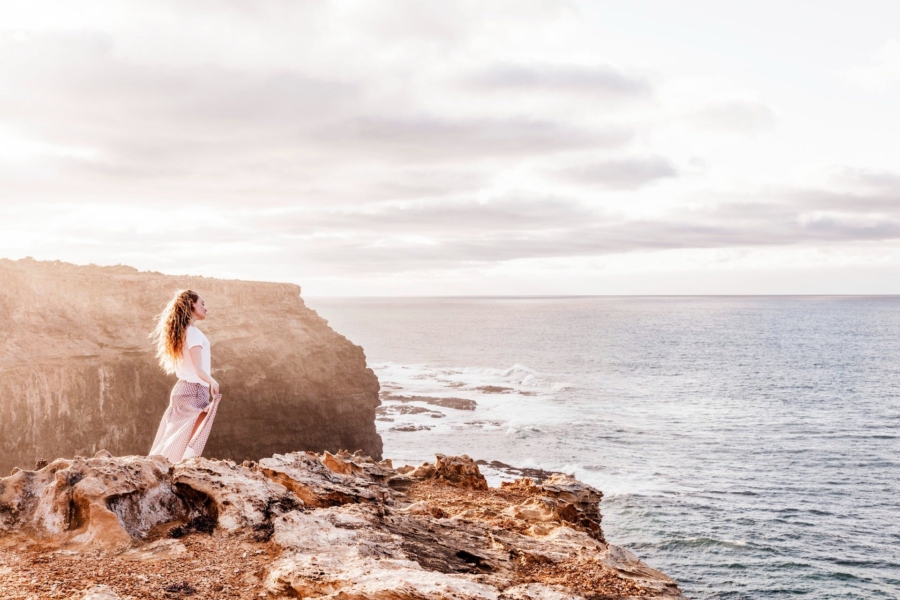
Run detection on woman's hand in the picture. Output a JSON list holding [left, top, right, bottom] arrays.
[[209, 379, 220, 396]]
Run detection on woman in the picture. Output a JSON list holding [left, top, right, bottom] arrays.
[[148, 289, 222, 462]]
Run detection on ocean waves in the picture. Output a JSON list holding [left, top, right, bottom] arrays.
[[373, 362, 575, 444], [311, 296, 900, 599]]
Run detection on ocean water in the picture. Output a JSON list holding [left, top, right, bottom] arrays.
[[306, 296, 900, 599]]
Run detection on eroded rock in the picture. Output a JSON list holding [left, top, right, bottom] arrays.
[[0, 451, 195, 550], [258, 451, 389, 508], [172, 457, 300, 530], [408, 454, 489, 490], [0, 451, 685, 599]]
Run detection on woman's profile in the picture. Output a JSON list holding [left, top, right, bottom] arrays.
[[148, 289, 222, 462]]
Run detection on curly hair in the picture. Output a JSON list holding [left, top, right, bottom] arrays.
[[150, 289, 199, 374]]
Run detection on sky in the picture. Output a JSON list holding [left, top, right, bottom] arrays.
[[1, 0, 899, 296]]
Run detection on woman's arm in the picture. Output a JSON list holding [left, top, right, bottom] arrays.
[[189, 345, 220, 395]]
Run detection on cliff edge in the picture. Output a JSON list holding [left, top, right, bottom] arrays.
[[0, 451, 685, 599], [0, 258, 382, 474]]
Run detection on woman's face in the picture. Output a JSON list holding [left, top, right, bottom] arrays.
[[192, 296, 208, 321]]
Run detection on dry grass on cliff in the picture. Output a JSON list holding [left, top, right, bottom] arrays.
[[406, 480, 648, 598], [0, 529, 275, 600]]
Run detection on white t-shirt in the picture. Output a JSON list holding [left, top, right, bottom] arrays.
[[175, 325, 211, 386]]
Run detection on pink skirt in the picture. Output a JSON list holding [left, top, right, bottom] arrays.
[[149, 380, 222, 463]]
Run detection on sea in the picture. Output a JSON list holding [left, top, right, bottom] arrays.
[[306, 296, 900, 599]]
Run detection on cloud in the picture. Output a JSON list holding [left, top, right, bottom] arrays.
[[0, 2, 898, 290], [362, 167, 494, 201], [467, 63, 652, 98], [7, 179, 900, 277], [687, 100, 777, 135], [252, 196, 596, 236], [320, 116, 633, 162], [557, 156, 678, 189], [0, 31, 359, 181], [798, 212, 900, 241], [342, 0, 472, 45], [0, 28, 637, 200], [830, 167, 900, 193], [230, 183, 900, 273]]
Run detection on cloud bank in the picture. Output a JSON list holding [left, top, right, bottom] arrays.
[[1, 0, 899, 293]]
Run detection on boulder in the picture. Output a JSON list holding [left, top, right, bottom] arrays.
[[408, 454, 488, 490], [0, 451, 192, 550]]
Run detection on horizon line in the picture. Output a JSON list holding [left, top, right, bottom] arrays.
[[304, 294, 900, 299]]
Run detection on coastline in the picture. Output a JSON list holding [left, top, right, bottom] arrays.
[[0, 450, 686, 599]]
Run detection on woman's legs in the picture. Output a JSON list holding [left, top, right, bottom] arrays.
[[183, 411, 208, 458], [180, 384, 221, 461]]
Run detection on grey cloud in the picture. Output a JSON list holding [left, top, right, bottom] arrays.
[[0, 43, 354, 132], [279, 222, 745, 273], [799, 214, 900, 240], [0, 30, 635, 197], [253, 196, 596, 235], [9, 182, 900, 277], [320, 117, 633, 162], [223, 182, 900, 273], [357, 168, 495, 202], [558, 156, 678, 189], [258, 187, 900, 273], [0, 31, 357, 182], [831, 167, 900, 192], [688, 100, 776, 135], [467, 63, 651, 97], [4, 4, 898, 282], [293, 215, 900, 273], [349, 0, 471, 44], [788, 189, 900, 213], [348, 0, 578, 48]]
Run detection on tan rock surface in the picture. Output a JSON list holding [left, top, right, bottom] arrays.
[[0, 451, 685, 599], [0, 258, 382, 475]]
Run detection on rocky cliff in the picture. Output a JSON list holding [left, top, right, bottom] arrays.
[[0, 258, 382, 474], [0, 451, 685, 599]]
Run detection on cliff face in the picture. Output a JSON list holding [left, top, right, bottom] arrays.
[[0, 258, 382, 474], [0, 451, 685, 599]]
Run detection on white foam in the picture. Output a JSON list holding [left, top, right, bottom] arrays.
[[476, 458, 674, 499], [374, 362, 571, 404], [564, 466, 672, 498], [461, 364, 572, 392], [373, 361, 667, 495]]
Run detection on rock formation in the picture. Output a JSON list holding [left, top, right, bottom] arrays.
[[0, 451, 685, 599], [0, 258, 382, 475]]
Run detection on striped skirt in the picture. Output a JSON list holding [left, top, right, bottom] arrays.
[[149, 380, 222, 463]]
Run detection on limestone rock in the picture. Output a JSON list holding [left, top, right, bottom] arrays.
[[540, 473, 604, 541], [172, 457, 300, 530], [258, 451, 389, 508], [0, 452, 685, 599], [0, 451, 188, 550], [264, 506, 503, 600], [79, 585, 122, 600], [409, 454, 489, 490], [0, 258, 382, 476]]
